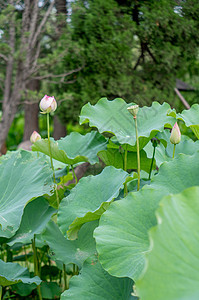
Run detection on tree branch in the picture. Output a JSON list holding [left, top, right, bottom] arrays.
[[0, 53, 8, 62], [31, 0, 55, 48], [33, 65, 84, 80]]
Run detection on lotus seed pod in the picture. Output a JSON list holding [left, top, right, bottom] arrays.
[[170, 122, 181, 145], [30, 131, 41, 143], [127, 104, 139, 117], [39, 95, 57, 114]]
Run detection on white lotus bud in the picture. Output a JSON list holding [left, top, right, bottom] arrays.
[[170, 122, 181, 145], [30, 131, 41, 143], [39, 95, 57, 114]]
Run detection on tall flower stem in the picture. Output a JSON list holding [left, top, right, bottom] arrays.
[[148, 141, 157, 180], [172, 144, 176, 159], [47, 113, 59, 207], [123, 145, 128, 197], [71, 165, 78, 185], [63, 264, 68, 290], [134, 116, 140, 191], [0, 286, 2, 300], [32, 235, 42, 300]]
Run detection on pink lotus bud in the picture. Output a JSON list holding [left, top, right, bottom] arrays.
[[39, 95, 57, 114], [30, 131, 41, 143], [170, 122, 181, 145]]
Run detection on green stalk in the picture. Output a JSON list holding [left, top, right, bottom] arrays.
[[134, 117, 140, 191], [71, 165, 78, 185], [32, 236, 42, 300], [47, 113, 59, 207], [123, 145, 128, 197], [0, 286, 2, 300], [63, 264, 67, 290], [148, 144, 156, 180], [172, 144, 176, 159]]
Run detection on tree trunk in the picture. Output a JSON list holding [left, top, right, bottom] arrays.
[[53, 115, 67, 140], [53, 0, 67, 139], [23, 79, 40, 141]]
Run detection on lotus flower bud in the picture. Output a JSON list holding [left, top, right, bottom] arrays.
[[30, 131, 41, 143], [127, 105, 139, 117], [170, 122, 181, 145], [39, 95, 57, 114]]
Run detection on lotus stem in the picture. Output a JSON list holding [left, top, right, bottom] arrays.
[[47, 113, 59, 207], [32, 235, 42, 300], [71, 165, 78, 185], [148, 143, 156, 180], [172, 144, 176, 159], [124, 145, 128, 197], [134, 116, 140, 191]]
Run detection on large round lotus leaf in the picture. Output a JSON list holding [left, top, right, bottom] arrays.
[[94, 152, 199, 281], [0, 150, 53, 236], [32, 131, 107, 165], [137, 186, 199, 300], [98, 148, 156, 173], [58, 166, 128, 240], [94, 187, 164, 281], [177, 104, 199, 139], [150, 151, 199, 193], [60, 256, 135, 300], [42, 220, 97, 268], [79, 98, 175, 147], [8, 197, 56, 246], [0, 259, 41, 286]]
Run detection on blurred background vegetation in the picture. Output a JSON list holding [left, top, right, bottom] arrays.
[[0, 0, 199, 151]]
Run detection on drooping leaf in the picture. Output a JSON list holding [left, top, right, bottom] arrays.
[[0, 259, 41, 286], [32, 131, 107, 165], [80, 98, 175, 148], [94, 152, 199, 281], [98, 148, 156, 173], [58, 166, 128, 240], [177, 104, 199, 139], [60, 256, 135, 300], [0, 150, 53, 236], [42, 220, 97, 268], [136, 186, 199, 300], [11, 282, 36, 297], [8, 197, 56, 246]]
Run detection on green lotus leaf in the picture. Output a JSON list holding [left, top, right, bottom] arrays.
[[32, 131, 107, 165], [58, 166, 128, 240], [0, 150, 53, 236], [79, 98, 175, 147], [0, 259, 41, 286], [177, 104, 199, 139], [42, 220, 97, 268], [136, 186, 199, 300], [94, 152, 199, 281], [144, 131, 199, 167], [94, 187, 164, 281], [98, 148, 156, 173], [60, 256, 135, 300], [40, 282, 62, 299], [8, 197, 56, 246]]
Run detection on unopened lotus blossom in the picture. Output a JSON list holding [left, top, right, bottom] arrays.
[[127, 104, 139, 117], [39, 95, 57, 114], [30, 131, 41, 143], [170, 122, 181, 145]]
